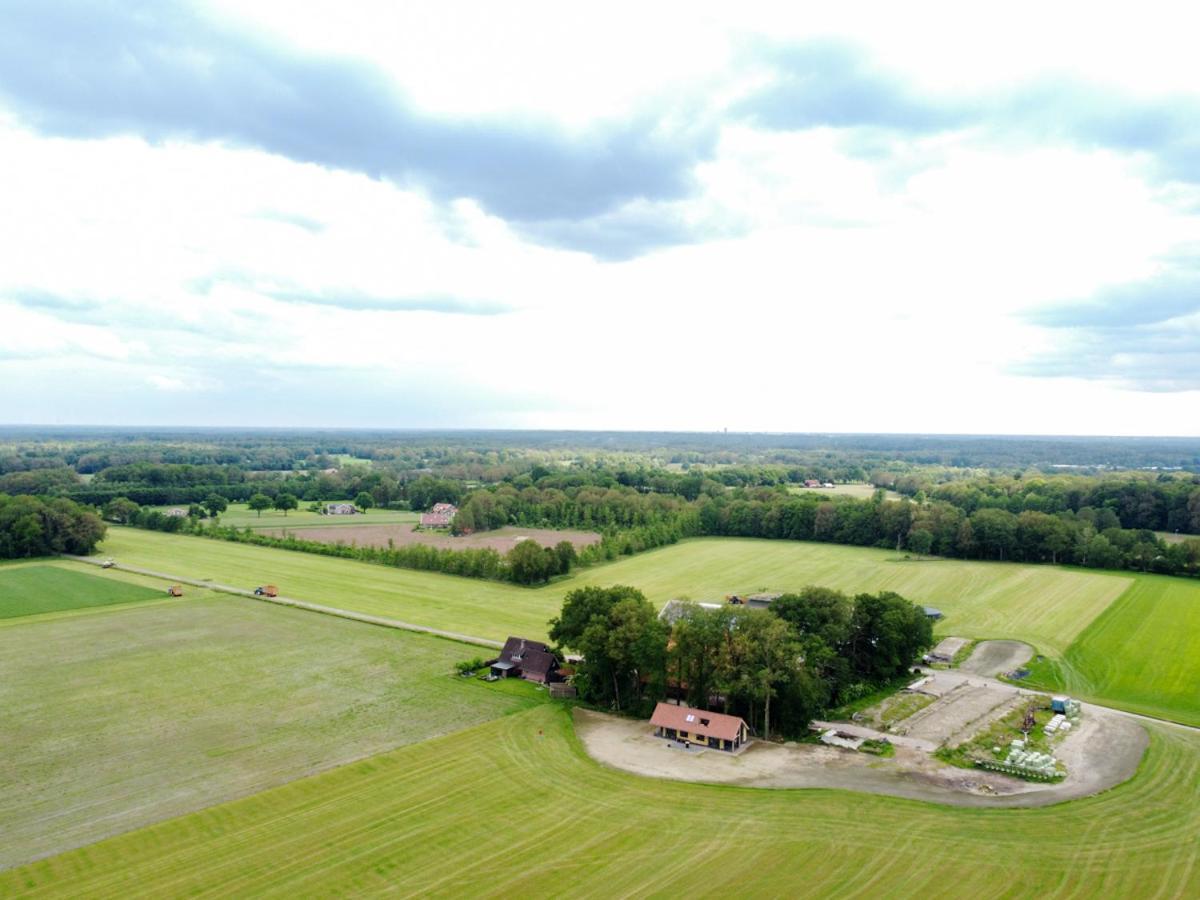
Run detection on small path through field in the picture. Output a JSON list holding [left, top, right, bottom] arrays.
[[65, 556, 502, 650]]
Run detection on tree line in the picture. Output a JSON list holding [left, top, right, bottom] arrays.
[[899, 473, 1200, 535], [0, 493, 106, 558], [548, 585, 933, 739], [452, 474, 1200, 578]]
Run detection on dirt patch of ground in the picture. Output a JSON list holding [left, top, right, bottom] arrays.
[[574, 706, 1147, 809], [929, 636, 970, 659], [897, 683, 1023, 745], [959, 640, 1034, 677], [261, 525, 601, 554]]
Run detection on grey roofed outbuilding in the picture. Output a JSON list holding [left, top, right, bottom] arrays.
[[658, 598, 723, 625], [491, 661, 516, 670], [923, 606, 944, 619]]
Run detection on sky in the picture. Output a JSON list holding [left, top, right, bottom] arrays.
[[1, 1, 1199, 435]]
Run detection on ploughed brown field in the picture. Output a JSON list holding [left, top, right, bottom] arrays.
[[261, 524, 601, 553]]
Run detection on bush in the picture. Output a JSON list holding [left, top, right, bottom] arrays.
[[456, 657, 487, 676]]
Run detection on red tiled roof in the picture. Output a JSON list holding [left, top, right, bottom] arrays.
[[649, 702, 747, 742]]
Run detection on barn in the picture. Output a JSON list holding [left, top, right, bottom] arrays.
[[649, 702, 749, 752]]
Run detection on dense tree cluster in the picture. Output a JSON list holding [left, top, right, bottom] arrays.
[[0, 493, 106, 558], [549, 585, 932, 739], [902, 474, 1200, 535], [9, 427, 1200, 583], [698, 490, 1200, 576]]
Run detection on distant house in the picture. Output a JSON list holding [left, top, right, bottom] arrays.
[[649, 702, 749, 752], [488, 636, 562, 683], [324, 503, 357, 515], [164, 507, 188, 517], [420, 502, 458, 528], [803, 479, 820, 488], [658, 598, 724, 625]]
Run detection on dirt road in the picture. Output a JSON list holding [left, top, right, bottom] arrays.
[[65, 556, 502, 649]]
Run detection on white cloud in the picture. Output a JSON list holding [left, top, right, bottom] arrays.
[[1, 2, 1199, 433]]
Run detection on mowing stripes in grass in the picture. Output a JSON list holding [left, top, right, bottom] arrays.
[[1027, 575, 1200, 727], [99, 529, 1200, 724], [5, 705, 1199, 897], [0, 596, 538, 869], [100, 529, 1129, 655], [0, 564, 162, 619]]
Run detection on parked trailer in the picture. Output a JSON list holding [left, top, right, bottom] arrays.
[[167, 584, 184, 597], [254, 585, 279, 597]]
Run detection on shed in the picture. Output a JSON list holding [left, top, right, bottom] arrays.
[[649, 702, 749, 752], [658, 598, 723, 625], [744, 592, 782, 608], [923, 606, 944, 620]]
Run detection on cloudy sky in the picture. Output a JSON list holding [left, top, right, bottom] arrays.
[[2, 1, 1199, 434]]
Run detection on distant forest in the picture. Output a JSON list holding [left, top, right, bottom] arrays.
[[2, 428, 1198, 575]]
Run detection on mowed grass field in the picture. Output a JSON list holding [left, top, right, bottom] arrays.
[[6, 704, 1200, 898], [101, 528, 1129, 656], [1027, 575, 1200, 726], [153, 501, 420, 530], [788, 482, 903, 501], [0, 591, 538, 869], [0, 562, 164, 619]]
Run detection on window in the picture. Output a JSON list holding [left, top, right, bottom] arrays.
[[685, 714, 696, 723], [700, 718, 710, 726]]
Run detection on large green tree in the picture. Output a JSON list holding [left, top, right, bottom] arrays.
[[549, 585, 666, 713], [247, 493, 272, 517], [847, 591, 933, 681], [273, 493, 298, 516], [202, 493, 228, 518], [102, 497, 140, 524]]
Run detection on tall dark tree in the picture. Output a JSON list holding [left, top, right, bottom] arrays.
[[847, 591, 933, 681]]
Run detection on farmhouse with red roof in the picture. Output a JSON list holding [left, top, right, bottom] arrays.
[[419, 502, 458, 528], [649, 702, 749, 752]]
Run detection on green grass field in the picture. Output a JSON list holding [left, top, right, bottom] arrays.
[[100, 528, 1130, 657], [97, 528, 1200, 727], [0, 592, 537, 869], [788, 482, 903, 501], [5, 704, 1199, 897], [1026, 575, 1200, 726], [0, 563, 164, 619], [152, 501, 420, 530]]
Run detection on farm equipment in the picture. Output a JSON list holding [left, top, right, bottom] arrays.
[[167, 584, 184, 597], [254, 585, 279, 597], [101, 559, 115, 569]]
